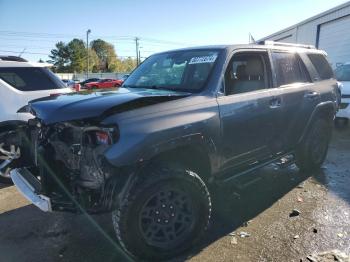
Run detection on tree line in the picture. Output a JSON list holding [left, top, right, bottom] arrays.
[[48, 38, 137, 73]]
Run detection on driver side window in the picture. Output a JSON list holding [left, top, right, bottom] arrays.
[[224, 52, 270, 95]]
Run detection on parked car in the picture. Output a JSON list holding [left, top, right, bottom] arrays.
[[84, 78, 123, 89], [10, 42, 338, 260], [61, 79, 81, 91], [80, 78, 100, 87], [0, 56, 72, 183], [122, 74, 130, 81], [335, 62, 350, 126], [61, 79, 75, 88]]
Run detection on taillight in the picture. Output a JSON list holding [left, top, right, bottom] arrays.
[[74, 83, 81, 92]]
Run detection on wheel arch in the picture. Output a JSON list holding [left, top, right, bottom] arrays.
[[146, 144, 213, 183], [298, 101, 336, 144]]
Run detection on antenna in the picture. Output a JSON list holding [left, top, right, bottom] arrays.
[[18, 48, 26, 57]]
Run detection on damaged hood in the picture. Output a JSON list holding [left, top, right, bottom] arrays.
[[28, 87, 190, 124]]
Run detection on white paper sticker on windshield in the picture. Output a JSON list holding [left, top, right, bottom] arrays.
[[189, 55, 217, 64]]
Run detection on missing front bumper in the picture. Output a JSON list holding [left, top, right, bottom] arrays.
[[10, 168, 52, 212]]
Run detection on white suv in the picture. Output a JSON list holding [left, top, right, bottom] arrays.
[[335, 63, 350, 126], [0, 56, 72, 183]]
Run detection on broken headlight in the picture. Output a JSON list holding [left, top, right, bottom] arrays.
[[83, 126, 119, 146], [96, 131, 112, 145]]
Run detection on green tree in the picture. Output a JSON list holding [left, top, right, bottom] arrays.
[[49, 38, 137, 73], [48, 41, 70, 72], [91, 39, 118, 72], [66, 38, 88, 73]]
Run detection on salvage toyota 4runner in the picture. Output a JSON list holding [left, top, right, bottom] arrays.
[[9, 41, 339, 260]]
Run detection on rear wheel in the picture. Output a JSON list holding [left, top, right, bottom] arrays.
[[295, 118, 332, 171], [112, 164, 211, 260], [335, 117, 349, 129]]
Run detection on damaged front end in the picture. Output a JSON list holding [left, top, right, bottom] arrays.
[[16, 118, 130, 213]]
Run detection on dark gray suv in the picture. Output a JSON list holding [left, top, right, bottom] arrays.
[[9, 42, 339, 260]]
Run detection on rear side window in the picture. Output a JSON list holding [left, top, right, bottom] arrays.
[[272, 52, 309, 86], [307, 53, 334, 80], [0, 67, 66, 91]]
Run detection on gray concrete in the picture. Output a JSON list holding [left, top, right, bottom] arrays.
[[0, 127, 349, 262]]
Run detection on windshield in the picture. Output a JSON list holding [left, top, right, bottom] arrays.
[[123, 49, 220, 92], [335, 64, 350, 81], [0, 67, 67, 91]]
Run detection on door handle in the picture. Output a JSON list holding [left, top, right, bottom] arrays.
[[269, 97, 281, 108], [304, 91, 320, 100]]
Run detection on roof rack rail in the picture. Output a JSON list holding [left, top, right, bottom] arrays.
[[0, 56, 28, 62], [262, 41, 316, 49]]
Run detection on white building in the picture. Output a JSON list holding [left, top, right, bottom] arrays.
[[259, 1, 350, 67]]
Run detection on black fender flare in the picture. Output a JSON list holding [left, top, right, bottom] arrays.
[[145, 132, 217, 161], [298, 101, 336, 144], [107, 132, 218, 173]]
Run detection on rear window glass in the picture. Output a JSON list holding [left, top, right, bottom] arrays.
[[0, 67, 66, 91], [272, 52, 309, 86], [335, 64, 350, 81], [307, 53, 334, 80]]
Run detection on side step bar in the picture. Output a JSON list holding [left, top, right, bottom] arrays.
[[215, 152, 295, 187]]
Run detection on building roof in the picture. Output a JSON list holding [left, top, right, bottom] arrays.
[[258, 1, 350, 42]]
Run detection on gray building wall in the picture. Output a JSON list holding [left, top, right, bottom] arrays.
[[259, 2, 350, 66]]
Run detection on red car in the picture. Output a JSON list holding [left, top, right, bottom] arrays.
[[85, 78, 123, 89]]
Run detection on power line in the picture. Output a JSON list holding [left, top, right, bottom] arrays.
[[0, 30, 192, 45], [0, 49, 50, 55], [0, 30, 82, 38]]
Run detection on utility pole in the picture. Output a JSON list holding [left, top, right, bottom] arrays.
[[138, 46, 143, 65], [135, 37, 140, 66], [86, 29, 91, 78]]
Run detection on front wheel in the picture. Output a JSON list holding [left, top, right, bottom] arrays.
[[0, 166, 12, 184], [112, 164, 211, 260], [295, 118, 332, 171], [0, 144, 20, 184]]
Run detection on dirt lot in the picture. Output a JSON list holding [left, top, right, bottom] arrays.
[[0, 127, 349, 262]]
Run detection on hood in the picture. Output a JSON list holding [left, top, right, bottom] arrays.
[[29, 87, 190, 124]]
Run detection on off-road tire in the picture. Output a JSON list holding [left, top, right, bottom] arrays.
[[296, 118, 332, 171], [334, 117, 349, 129], [112, 164, 211, 260]]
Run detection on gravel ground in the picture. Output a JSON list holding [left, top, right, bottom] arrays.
[[0, 127, 349, 262]]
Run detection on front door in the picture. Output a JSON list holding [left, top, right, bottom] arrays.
[[217, 50, 277, 170]]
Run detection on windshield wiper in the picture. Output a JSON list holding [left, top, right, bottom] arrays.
[[124, 85, 173, 91]]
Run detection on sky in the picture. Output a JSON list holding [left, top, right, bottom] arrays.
[[0, 0, 348, 62]]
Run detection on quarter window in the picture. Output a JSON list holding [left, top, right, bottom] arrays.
[[307, 53, 334, 80], [272, 52, 309, 86]]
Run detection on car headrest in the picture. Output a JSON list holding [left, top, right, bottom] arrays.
[[236, 64, 247, 79], [246, 58, 263, 77]]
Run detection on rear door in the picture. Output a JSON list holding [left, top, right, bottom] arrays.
[[268, 51, 316, 152], [217, 50, 278, 170]]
